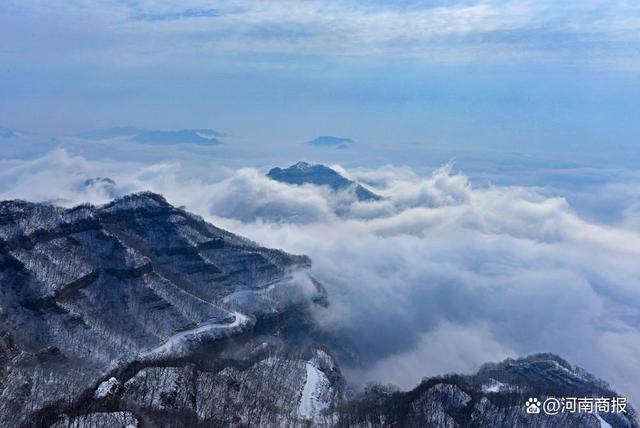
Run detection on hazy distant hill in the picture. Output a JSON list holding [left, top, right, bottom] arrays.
[[77, 127, 223, 145], [306, 135, 355, 149]]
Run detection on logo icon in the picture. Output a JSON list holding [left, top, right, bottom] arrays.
[[525, 397, 541, 414]]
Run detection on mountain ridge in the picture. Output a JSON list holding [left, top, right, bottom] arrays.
[[0, 194, 637, 427], [0, 192, 319, 426]]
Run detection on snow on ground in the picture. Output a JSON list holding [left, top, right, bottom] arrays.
[[94, 377, 119, 398], [596, 414, 613, 428], [140, 310, 252, 360], [481, 379, 507, 393], [299, 362, 331, 420], [53, 412, 138, 428], [311, 349, 335, 371]]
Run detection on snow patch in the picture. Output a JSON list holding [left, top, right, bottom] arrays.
[[481, 379, 507, 393], [95, 377, 119, 398], [311, 349, 335, 371], [141, 310, 251, 360], [299, 362, 331, 420], [596, 414, 613, 428]]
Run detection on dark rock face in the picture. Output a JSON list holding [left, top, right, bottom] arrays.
[[267, 161, 381, 202], [0, 194, 636, 427], [338, 353, 639, 428]]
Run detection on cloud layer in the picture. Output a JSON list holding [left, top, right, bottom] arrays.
[[2, 147, 640, 404], [3, 0, 640, 68]]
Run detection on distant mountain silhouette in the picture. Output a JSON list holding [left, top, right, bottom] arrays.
[[306, 136, 355, 149], [268, 161, 381, 201], [77, 127, 223, 145], [0, 126, 24, 138]]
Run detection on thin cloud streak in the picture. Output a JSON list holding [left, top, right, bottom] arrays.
[[2, 0, 640, 67]]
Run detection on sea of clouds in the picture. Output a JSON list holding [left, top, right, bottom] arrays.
[[2, 144, 640, 403]]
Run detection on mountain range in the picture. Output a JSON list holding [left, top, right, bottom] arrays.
[[0, 193, 637, 427]]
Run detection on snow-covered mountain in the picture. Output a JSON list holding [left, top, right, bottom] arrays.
[[0, 192, 323, 426], [0, 194, 637, 427], [267, 161, 381, 202], [342, 353, 638, 427]]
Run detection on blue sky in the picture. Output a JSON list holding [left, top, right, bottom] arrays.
[[1, 0, 640, 160]]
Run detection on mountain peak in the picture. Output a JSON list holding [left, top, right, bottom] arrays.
[[100, 191, 170, 212], [293, 161, 312, 170], [267, 162, 381, 202]]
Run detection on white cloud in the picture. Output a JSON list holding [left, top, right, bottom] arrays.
[[198, 160, 640, 402], [345, 322, 515, 389], [4, 0, 640, 67], [2, 146, 640, 403]]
